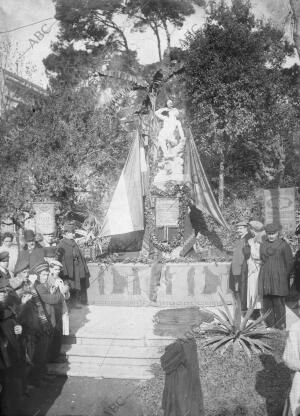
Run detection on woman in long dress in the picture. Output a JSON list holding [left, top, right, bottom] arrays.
[[246, 221, 265, 312]]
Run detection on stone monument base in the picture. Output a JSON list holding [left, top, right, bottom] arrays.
[[87, 262, 231, 307]]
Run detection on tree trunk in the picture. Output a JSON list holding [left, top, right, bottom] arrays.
[[290, 0, 300, 57], [218, 153, 225, 208], [150, 22, 162, 62], [161, 18, 171, 59]]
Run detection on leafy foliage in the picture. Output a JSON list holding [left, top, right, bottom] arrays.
[[0, 86, 130, 223], [204, 293, 275, 357], [184, 0, 300, 200]]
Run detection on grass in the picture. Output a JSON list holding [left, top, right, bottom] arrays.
[[136, 331, 291, 416]]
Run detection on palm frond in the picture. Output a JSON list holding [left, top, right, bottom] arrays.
[[240, 335, 273, 353], [97, 69, 148, 89], [218, 292, 234, 325], [236, 338, 252, 359], [210, 336, 235, 352], [211, 313, 234, 332], [233, 293, 242, 329], [220, 338, 234, 355], [240, 296, 258, 330], [243, 310, 271, 333]]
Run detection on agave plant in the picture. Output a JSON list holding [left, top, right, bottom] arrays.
[[203, 293, 275, 357]]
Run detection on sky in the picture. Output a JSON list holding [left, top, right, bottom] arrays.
[[0, 0, 296, 88]]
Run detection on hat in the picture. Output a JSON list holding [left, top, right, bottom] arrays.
[[0, 251, 9, 262], [44, 247, 56, 258], [249, 220, 264, 232], [236, 221, 248, 228], [265, 223, 281, 234], [63, 222, 76, 233], [24, 229, 35, 242], [49, 259, 63, 269], [29, 262, 49, 275]]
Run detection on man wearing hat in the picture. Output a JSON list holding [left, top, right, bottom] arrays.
[[229, 221, 251, 310], [56, 223, 90, 306], [258, 223, 293, 329], [14, 230, 46, 275]]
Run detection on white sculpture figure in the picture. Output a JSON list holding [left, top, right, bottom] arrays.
[[155, 100, 185, 161]]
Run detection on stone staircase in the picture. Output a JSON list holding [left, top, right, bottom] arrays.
[[48, 305, 174, 379]]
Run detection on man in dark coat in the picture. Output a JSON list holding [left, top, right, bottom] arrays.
[[258, 223, 294, 329], [0, 282, 24, 416], [14, 230, 46, 275], [56, 223, 90, 306], [229, 221, 251, 310], [0, 252, 11, 288]]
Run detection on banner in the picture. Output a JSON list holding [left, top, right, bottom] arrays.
[[33, 202, 56, 234], [263, 187, 296, 232]]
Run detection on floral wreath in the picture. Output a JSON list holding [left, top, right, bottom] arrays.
[[145, 183, 192, 253]]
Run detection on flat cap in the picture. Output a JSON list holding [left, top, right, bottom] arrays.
[[48, 259, 63, 269], [29, 262, 49, 275], [236, 221, 248, 228], [265, 223, 281, 234], [0, 251, 9, 262]]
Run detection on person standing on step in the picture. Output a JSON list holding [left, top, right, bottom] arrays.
[[27, 263, 64, 387], [48, 260, 70, 363], [229, 221, 251, 311], [258, 223, 294, 330], [56, 223, 90, 307]]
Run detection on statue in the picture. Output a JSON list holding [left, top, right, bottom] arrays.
[[155, 100, 185, 161]]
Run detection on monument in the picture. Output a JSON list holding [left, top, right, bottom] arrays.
[[88, 99, 230, 307]]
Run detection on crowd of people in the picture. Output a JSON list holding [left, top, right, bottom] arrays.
[[0, 223, 90, 416], [229, 220, 298, 330]]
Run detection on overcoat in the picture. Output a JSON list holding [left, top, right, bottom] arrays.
[[56, 238, 90, 290], [161, 338, 204, 416], [229, 236, 249, 310], [258, 238, 293, 297]]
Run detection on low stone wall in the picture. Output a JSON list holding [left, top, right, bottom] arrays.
[[87, 262, 232, 307]]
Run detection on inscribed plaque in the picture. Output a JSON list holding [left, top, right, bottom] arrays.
[[263, 187, 296, 232], [156, 198, 179, 227], [33, 202, 56, 234]]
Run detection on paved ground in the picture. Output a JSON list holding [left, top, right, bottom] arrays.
[[22, 302, 300, 415]]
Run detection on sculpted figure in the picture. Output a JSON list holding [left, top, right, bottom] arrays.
[[155, 100, 185, 160]]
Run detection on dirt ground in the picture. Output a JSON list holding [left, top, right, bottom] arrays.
[[21, 376, 145, 416]]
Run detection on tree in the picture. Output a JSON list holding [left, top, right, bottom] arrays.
[[289, 0, 300, 57], [125, 0, 205, 61], [0, 85, 130, 223], [184, 0, 297, 206]]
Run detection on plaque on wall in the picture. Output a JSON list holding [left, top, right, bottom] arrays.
[[156, 198, 179, 227], [263, 187, 296, 232], [33, 202, 56, 234]]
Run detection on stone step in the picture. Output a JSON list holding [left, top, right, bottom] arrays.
[[48, 362, 154, 379], [61, 344, 163, 359], [63, 335, 173, 347], [58, 355, 159, 366]]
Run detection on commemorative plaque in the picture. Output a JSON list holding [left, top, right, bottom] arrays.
[[156, 197, 179, 227]]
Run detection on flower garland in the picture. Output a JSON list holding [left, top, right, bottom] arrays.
[[145, 183, 191, 253]]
